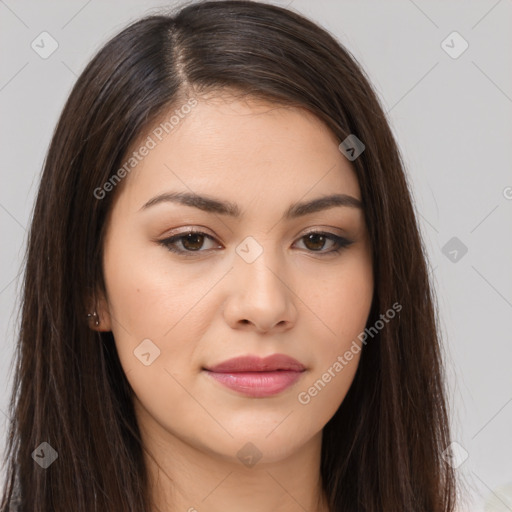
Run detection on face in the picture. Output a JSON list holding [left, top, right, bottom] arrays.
[[96, 91, 373, 467]]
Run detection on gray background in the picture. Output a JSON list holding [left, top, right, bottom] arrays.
[[1, 1, 511, 510]]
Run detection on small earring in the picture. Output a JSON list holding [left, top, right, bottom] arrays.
[[87, 311, 100, 327]]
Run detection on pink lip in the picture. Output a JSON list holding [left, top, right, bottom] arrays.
[[203, 354, 306, 398]]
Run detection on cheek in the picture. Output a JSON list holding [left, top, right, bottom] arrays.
[[103, 233, 216, 335], [102, 239, 218, 383], [293, 250, 372, 422], [294, 293, 369, 433], [303, 247, 373, 349]]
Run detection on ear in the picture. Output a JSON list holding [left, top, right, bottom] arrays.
[[87, 291, 112, 332]]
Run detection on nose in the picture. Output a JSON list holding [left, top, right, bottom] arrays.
[[223, 247, 298, 333]]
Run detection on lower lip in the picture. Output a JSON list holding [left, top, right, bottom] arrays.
[[204, 370, 304, 397]]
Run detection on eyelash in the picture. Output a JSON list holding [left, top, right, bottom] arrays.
[[158, 229, 353, 257]]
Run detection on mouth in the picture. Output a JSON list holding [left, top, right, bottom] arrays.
[[202, 354, 306, 398]]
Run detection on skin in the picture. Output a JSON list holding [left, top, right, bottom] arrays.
[[92, 90, 374, 512]]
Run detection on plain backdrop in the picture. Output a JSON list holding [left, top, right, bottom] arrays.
[[0, 1, 511, 510]]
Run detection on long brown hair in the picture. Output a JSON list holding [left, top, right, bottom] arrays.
[[1, 1, 457, 510]]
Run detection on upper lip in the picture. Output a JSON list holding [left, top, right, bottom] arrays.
[[204, 354, 306, 373]]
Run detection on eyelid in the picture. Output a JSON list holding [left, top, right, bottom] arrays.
[[159, 225, 348, 241], [161, 225, 214, 238]]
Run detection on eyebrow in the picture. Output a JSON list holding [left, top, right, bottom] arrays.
[[140, 191, 362, 220]]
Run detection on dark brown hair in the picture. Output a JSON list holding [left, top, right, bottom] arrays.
[[1, 1, 457, 510]]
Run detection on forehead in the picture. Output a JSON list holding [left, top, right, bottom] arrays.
[[114, 93, 361, 212]]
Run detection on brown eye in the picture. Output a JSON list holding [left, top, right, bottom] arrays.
[[181, 233, 206, 251], [159, 231, 220, 254], [303, 233, 328, 251], [159, 230, 353, 257], [295, 232, 353, 254]]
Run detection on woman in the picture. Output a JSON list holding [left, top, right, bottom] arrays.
[[0, 1, 458, 510]]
